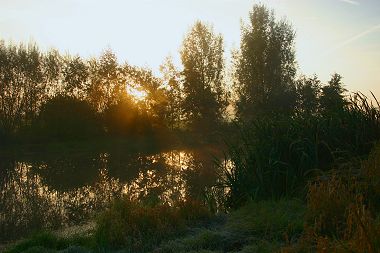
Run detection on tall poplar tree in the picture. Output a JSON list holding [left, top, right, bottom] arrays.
[[180, 21, 226, 132], [235, 4, 297, 121]]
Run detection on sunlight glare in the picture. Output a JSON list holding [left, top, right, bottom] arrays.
[[127, 86, 148, 101]]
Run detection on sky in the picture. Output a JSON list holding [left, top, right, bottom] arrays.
[[0, 0, 379, 98]]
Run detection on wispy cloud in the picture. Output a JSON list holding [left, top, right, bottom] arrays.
[[338, 0, 360, 5], [326, 24, 380, 54]]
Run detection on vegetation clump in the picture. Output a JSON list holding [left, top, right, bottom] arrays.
[[95, 198, 211, 252]]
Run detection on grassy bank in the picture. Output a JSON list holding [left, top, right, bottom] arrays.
[[4, 199, 306, 253]]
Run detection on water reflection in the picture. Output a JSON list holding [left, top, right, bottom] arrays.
[[124, 151, 194, 205], [0, 149, 218, 242]]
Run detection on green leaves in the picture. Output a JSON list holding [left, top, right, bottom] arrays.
[[180, 21, 226, 133], [235, 5, 297, 121]]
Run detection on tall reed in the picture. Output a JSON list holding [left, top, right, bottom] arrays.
[[220, 93, 380, 208]]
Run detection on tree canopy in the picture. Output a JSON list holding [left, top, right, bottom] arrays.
[[234, 4, 297, 121], [180, 21, 226, 132], [0, 4, 360, 143]]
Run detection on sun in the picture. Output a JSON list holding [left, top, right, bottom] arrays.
[[127, 86, 148, 101]]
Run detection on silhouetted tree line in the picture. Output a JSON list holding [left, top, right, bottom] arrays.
[[0, 4, 365, 144], [0, 46, 171, 142]]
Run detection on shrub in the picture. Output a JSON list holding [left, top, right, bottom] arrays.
[[37, 95, 101, 141], [284, 143, 380, 252], [103, 98, 140, 136], [306, 173, 358, 238], [94, 197, 211, 251]]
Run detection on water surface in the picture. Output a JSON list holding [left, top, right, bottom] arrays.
[[0, 146, 220, 242]]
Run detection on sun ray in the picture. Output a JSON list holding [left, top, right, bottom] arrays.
[[127, 86, 148, 101]]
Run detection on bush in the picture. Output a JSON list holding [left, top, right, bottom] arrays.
[[284, 143, 380, 252], [37, 95, 101, 141], [306, 173, 359, 238], [103, 98, 140, 136], [94, 197, 211, 252]]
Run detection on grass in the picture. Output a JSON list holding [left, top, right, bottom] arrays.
[[94, 198, 211, 252], [221, 94, 380, 208], [155, 199, 305, 253], [5, 199, 306, 253], [283, 142, 380, 253], [4, 232, 94, 253]]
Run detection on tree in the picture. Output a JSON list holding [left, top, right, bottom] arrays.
[[160, 56, 183, 130], [62, 55, 89, 99], [319, 73, 347, 115], [0, 41, 46, 134], [296, 75, 321, 115], [180, 21, 226, 132], [38, 95, 100, 140], [235, 4, 297, 121], [103, 95, 140, 136], [87, 49, 124, 112], [43, 49, 63, 98], [123, 63, 167, 126]]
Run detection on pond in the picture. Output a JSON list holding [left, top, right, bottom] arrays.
[[0, 146, 223, 242]]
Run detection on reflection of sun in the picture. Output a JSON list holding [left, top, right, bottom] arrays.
[[127, 86, 147, 101]]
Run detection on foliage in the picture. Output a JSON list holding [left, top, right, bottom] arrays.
[[0, 41, 48, 135], [283, 143, 380, 253], [306, 173, 359, 238], [87, 50, 125, 112], [4, 232, 93, 253], [180, 21, 226, 132], [94, 197, 210, 252], [0, 42, 177, 143], [37, 95, 101, 140], [295, 74, 321, 115], [319, 73, 347, 115], [102, 96, 141, 136], [221, 116, 326, 207], [221, 92, 380, 208], [156, 199, 305, 253], [235, 4, 297, 121], [62, 55, 89, 99], [160, 56, 184, 130], [6, 200, 304, 253]]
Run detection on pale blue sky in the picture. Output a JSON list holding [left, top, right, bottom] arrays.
[[0, 0, 379, 97]]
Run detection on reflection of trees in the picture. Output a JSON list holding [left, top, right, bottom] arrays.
[[124, 150, 218, 206], [0, 149, 220, 242], [0, 161, 122, 242], [31, 152, 101, 191], [0, 162, 64, 241]]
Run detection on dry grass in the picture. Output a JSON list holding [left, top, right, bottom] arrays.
[[283, 143, 380, 253]]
